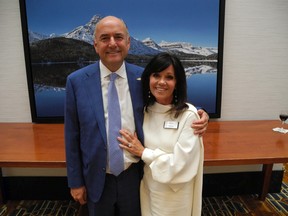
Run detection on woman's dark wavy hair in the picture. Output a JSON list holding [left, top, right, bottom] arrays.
[[141, 52, 188, 118]]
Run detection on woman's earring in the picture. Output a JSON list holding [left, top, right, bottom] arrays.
[[174, 90, 178, 103], [148, 90, 151, 99]]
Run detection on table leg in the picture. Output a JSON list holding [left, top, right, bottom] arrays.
[[259, 164, 273, 201]]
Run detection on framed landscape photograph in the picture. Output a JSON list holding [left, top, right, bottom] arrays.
[[19, 0, 225, 123]]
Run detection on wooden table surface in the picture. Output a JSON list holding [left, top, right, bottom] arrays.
[[203, 120, 288, 166], [0, 123, 66, 168], [0, 120, 288, 202], [0, 120, 287, 168]]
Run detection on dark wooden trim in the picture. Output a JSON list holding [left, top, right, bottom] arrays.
[[259, 164, 274, 200]]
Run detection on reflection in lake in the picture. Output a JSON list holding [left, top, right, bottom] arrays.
[[32, 62, 89, 88], [32, 62, 217, 117]]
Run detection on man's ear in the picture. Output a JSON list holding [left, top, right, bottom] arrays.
[[127, 36, 131, 50], [94, 41, 99, 54]]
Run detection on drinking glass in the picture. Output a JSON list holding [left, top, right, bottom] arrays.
[[279, 110, 288, 132]]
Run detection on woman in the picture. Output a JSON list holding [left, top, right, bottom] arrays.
[[118, 53, 204, 216]]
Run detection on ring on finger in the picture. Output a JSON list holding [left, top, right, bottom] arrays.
[[128, 143, 132, 148]]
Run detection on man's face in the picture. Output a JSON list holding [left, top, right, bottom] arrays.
[[94, 17, 130, 72]]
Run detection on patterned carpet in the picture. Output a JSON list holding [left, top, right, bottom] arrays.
[[0, 200, 80, 216], [1, 183, 288, 216], [202, 182, 288, 216]]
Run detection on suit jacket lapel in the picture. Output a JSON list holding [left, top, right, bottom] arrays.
[[126, 64, 141, 108], [84, 62, 107, 144], [126, 63, 144, 143]]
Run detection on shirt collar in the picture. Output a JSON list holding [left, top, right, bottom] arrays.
[[100, 61, 126, 79]]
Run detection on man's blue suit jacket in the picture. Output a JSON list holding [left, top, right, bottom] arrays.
[[64, 61, 144, 202]]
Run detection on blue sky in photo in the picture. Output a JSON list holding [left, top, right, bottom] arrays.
[[25, 0, 220, 47]]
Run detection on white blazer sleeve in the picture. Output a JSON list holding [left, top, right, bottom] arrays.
[[141, 109, 203, 185]]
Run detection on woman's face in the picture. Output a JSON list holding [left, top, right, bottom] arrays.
[[149, 65, 177, 105]]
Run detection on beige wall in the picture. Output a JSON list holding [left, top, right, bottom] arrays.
[[0, 0, 31, 122], [1, 0, 287, 175], [221, 0, 288, 120]]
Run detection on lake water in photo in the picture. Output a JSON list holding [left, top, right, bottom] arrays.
[[34, 73, 217, 117], [187, 73, 217, 113]]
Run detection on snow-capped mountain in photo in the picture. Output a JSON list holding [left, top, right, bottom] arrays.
[[129, 37, 160, 55], [142, 37, 164, 51], [28, 14, 218, 57], [158, 41, 217, 56], [28, 31, 50, 43], [141, 38, 218, 56], [63, 15, 159, 55], [63, 15, 101, 45]]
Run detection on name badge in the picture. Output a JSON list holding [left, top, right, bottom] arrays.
[[164, 121, 179, 129]]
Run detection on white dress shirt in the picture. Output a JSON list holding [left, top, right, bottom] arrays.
[[100, 61, 140, 171]]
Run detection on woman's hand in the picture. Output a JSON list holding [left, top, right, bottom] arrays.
[[118, 129, 144, 157]]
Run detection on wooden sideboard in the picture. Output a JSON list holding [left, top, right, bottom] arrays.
[[203, 120, 288, 200], [0, 120, 288, 203]]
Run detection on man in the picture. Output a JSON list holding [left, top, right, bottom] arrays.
[[65, 16, 209, 216]]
